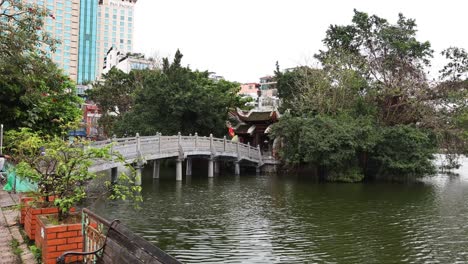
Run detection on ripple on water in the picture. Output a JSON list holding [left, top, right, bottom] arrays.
[[92, 160, 468, 263]]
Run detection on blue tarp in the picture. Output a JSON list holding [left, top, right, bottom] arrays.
[[2, 163, 37, 192], [68, 130, 87, 137]]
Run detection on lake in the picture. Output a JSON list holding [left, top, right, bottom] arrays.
[[92, 156, 468, 263]]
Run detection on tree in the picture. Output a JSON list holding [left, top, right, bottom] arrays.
[[0, 0, 59, 57], [432, 47, 468, 168], [0, 0, 82, 135], [271, 11, 444, 181], [316, 9, 433, 126], [113, 50, 244, 137], [88, 68, 144, 136], [275, 64, 370, 117], [271, 113, 380, 182], [440, 47, 468, 81], [5, 128, 142, 221]]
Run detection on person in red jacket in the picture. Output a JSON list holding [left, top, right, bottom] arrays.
[[226, 121, 238, 142]]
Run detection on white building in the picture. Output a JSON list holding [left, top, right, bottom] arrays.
[[208, 72, 224, 82], [96, 0, 137, 79], [102, 47, 153, 74]]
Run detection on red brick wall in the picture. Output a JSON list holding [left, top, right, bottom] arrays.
[[19, 197, 34, 225], [20, 196, 57, 226], [24, 202, 74, 240], [24, 207, 59, 240], [36, 216, 84, 264]]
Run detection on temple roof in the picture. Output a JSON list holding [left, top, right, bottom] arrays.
[[232, 108, 280, 122], [229, 108, 280, 136]]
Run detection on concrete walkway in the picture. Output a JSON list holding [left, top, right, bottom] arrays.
[[0, 189, 35, 264]]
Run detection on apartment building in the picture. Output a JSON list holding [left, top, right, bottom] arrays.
[[28, 0, 81, 81], [96, 0, 137, 80], [26, 0, 137, 83]]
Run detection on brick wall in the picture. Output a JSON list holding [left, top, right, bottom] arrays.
[[21, 195, 57, 227], [19, 197, 34, 225], [36, 215, 84, 264], [24, 207, 60, 240]]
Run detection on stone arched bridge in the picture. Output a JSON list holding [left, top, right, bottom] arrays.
[[89, 133, 278, 183]]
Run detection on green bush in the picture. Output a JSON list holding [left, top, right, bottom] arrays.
[[327, 167, 365, 183], [271, 114, 437, 181], [368, 125, 437, 179], [271, 113, 380, 181]]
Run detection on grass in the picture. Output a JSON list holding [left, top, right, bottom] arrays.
[[19, 227, 42, 263], [29, 245, 42, 263], [10, 238, 22, 257]]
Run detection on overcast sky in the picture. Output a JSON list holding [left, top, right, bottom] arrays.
[[133, 0, 468, 83]]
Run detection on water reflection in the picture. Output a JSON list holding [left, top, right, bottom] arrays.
[[92, 158, 468, 263]]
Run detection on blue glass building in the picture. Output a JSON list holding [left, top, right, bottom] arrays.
[[77, 0, 98, 84]]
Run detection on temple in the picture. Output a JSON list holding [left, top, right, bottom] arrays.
[[229, 108, 280, 153]]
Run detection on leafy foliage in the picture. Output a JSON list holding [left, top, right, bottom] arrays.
[[368, 126, 436, 177], [275, 65, 369, 116], [316, 9, 433, 126], [271, 114, 378, 182], [5, 128, 142, 220], [433, 48, 468, 165], [87, 68, 144, 136], [108, 50, 244, 137], [0, 0, 82, 135], [28, 245, 42, 263], [440, 47, 468, 81], [272, 10, 463, 181], [0, 0, 59, 56]]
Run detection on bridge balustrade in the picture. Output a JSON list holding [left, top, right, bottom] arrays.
[[91, 134, 263, 170], [87, 133, 280, 182]]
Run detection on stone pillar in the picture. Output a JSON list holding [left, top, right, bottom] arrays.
[[176, 159, 183, 181], [111, 167, 118, 184], [135, 165, 142, 186], [175, 181, 182, 201], [152, 160, 160, 179], [208, 158, 214, 178], [208, 177, 214, 191], [186, 158, 192, 176], [214, 160, 220, 175], [234, 161, 240, 176]]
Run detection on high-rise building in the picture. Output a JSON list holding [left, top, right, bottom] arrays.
[[29, 0, 81, 81], [77, 0, 98, 84], [25, 0, 137, 83], [96, 0, 137, 80]]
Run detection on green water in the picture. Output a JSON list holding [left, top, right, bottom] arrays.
[[92, 157, 468, 263]]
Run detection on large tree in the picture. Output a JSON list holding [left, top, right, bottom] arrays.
[[87, 68, 144, 136], [316, 9, 433, 126], [108, 50, 244, 137], [0, 0, 82, 135], [433, 47, 468, 167], [271, 10, 454, 181]]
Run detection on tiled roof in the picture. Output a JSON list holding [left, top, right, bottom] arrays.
[[233, 108, 280, 122]]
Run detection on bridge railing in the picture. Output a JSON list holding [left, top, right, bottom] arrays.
[[91, 134, 262, 163]]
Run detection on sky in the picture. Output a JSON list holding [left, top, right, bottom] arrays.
[[133, 0, 468, 83]]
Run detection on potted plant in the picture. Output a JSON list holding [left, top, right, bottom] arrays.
[[6, 128, 142, 263]]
